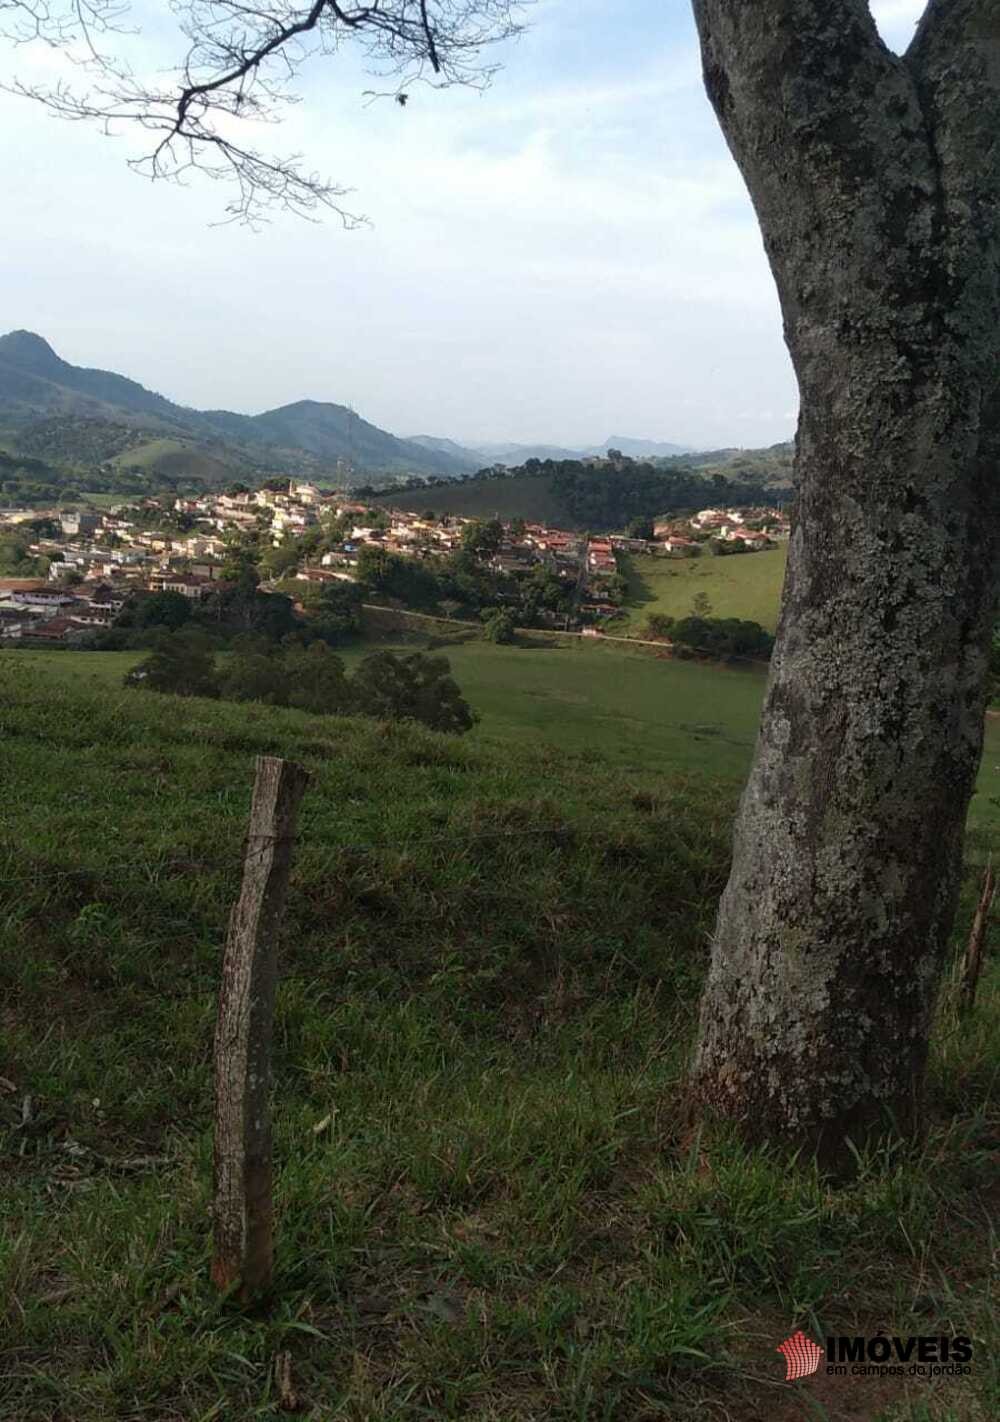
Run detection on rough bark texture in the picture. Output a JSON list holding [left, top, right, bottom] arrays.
[[211, 756, 310, 1299], [689, 0, 1000, 1157]]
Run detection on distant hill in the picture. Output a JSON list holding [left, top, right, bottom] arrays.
[[249, 401, 464, 474], [588, 436, 693, 459], [382, 473, 575, 526], [375, 454, 792, 531], [409, 434, 697, 467], [0, 330, 195, 427], [472, 441, 587, 465], [683, 442, 794, 488], [0, 330, 788, 499], [407, 435, 482, 466], [0, 330, 472, 485]]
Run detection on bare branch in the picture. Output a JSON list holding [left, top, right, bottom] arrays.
[[0, 0, 128, 47], [1, 1, 531, 223]]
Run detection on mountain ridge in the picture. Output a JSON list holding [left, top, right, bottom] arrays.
[[408, 434, 698, 467], [0, 331, 473, 482], [0, 331, 707, 490]]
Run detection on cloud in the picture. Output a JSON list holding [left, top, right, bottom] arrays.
[[0, 0, 799, 449]]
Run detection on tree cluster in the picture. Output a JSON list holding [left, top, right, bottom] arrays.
[[643, 612, 773, 662], [97, 572, 364, 653], [364, 457, 787, 531], [356, 537, 576, 625], [126, 633, 476, 735]]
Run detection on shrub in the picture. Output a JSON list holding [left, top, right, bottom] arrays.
[[644, 613, 675, 640], [482, 609, 516, 645], [124, 629, 219, 698], [352, 651, 476, 734], [284, 642, 354, 715]]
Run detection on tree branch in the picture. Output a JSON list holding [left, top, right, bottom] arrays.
[[2, 1, 529, 223], [0, 0, 128, 46]]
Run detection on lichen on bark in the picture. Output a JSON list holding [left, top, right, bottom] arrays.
[[688, 0, 1000, 1162]]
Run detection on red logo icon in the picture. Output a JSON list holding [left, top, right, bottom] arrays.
[[777, 1330, 824, 1380]]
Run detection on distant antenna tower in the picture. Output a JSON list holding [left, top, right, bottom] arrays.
[[347, 402, 357, 470]]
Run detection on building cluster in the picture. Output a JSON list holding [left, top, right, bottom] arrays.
[[0, 579, 127, 644], [305, 514, 617, 622], [650, 506, 790, 551], [0, 482, 788, 644]]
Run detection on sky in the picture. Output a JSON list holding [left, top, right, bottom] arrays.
[[0, 0, 928, 450]]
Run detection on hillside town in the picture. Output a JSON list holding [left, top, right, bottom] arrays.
[[0, 481, 790, 644]]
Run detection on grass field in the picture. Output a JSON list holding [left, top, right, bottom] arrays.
[[2, 646, 998, 1421], [23, 639, 1000, 837], [0, 642, 785, 788], [616, 546, 789, 634], [73, 491, 132, 509]]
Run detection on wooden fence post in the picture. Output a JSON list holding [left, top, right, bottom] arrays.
[[211, 755, 310, 1300], [960, 860, 995, 1016]]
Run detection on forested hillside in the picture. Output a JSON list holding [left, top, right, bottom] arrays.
[[375, 454, 792, 530]]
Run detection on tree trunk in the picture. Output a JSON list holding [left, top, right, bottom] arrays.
[[688, 0, 1000, 1158]]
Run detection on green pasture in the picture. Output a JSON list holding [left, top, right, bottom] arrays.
[[15, 639, 1000, 838], [615, 545, 788, 634], [1, 644, 997, 1420]]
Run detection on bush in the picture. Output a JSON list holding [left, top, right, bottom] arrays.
[[218, 650, 290, 705], [124, 629, 219, 698], [128, 636, 475, 735], [671, 615, 774, 661], [644, 613, 675, 640], [284, 642, 354, 715], [482, 609, 516, 644], [352, 651, 476, 734], [132, 591, 193, 631]]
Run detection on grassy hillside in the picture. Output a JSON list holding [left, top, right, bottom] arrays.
[[2, 650, 998, 1420], [617, 546, 789, 634], [686, 442, 794, 488], [22, 641, 768, 780], [378, 474, 575, 526], [22, 639, 1000, 836], [110, 436, 245, 483]]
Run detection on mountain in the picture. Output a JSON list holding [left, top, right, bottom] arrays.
[[0, 331, 471, 483], [0, 330, 194, 427], [407, 435, 482, 466], [247, 402, 471, 474], [410, 435, 698, 466], [588, 436, 693, 459], [472, 441, 586, 464], [408, 436, 585, 466], [0, 331, 703, 492]]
